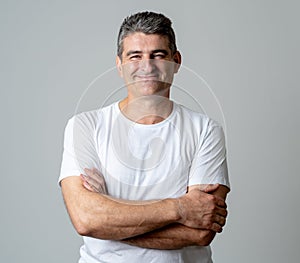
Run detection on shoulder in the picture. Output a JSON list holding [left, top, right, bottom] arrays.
[[174, 102, 225, 143], [175, 102, 221, 130], [66, 102, 117, 129], [175, 103, 208, 120]]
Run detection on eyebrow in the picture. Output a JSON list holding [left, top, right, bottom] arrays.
[[152, 49, 169, 55], [125, 49, 169, 57], [126, 50, 142, 57]]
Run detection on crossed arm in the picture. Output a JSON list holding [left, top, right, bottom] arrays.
[[121, 185, 229, 249], [61, 169, 229, 250]]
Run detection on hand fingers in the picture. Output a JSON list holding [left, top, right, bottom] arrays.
[[84, 168, 101, 176], [99, 183, 108, 194], [211, 222, 223, 233], [92, 167, 102, 175], [200, 183, 219, 193], [85, 175, 101, 191], [90, 178, 107, 194], [90, 183, 101, 193], [206, 215, 226, 233], [84, 168, 104, 182], [81, 175, 94, 192], [216, 206, 228, 218], [82, 169, 107, 194], [81, 174, 100, 192], [215, 197, 227, 208], [215, 214, 226, 227], [84, 168, 93, 176]]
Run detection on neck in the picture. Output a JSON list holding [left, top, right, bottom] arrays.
[[119, 95, 173, 125]]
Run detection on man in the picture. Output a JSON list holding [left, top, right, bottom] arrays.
[[59, 11, 230, 263]]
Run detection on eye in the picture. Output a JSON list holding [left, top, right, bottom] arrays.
[[129, 55, 142, 61], [152, 53, 166, 59]]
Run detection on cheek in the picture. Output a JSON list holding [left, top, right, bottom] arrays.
[[122, 62, 139, 77], [157, 64, 175, 82]]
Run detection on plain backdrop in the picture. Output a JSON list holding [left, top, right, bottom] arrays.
[[1, 0, 299, 262]]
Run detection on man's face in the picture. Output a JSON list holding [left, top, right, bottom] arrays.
[[116, 33, 181, 98]]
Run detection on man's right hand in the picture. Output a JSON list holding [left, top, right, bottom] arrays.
[[80, 168, 108, 194], [177, 184, 227, 232]]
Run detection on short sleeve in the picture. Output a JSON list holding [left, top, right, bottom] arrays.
[[188, 120, 230, 189], [58, 113, 101, 185]]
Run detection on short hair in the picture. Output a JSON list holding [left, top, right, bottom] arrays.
[[117, 11, 177, 58]]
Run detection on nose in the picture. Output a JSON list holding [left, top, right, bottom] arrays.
[[139, 58, 155, 73]]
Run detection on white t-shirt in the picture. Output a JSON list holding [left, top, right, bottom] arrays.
[[59, 101, 230, 263]]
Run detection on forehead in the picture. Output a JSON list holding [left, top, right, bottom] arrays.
[[122, 33, 170, 53]]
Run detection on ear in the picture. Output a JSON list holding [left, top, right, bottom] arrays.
[[173, 51, 182, 73], [116, 56, 123, 77]]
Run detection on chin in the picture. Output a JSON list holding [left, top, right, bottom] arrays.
[[139, 87, 166, 97], [139, 81, 168, 93]]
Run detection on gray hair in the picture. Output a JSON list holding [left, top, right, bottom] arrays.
[[117, 11, 177, 58]]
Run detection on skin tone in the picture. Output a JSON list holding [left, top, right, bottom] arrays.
[[61, 32, 229, 249], [116, 32, 181, 125], [81, 169, 229, 248]]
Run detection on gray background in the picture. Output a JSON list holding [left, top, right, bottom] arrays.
[[1, 0, 299, 262]]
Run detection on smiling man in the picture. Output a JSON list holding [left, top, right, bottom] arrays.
[[59, 11, 230, 263], [118, 32, 180, 98]]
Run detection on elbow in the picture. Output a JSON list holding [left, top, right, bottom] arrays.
[[196, 231, 216, 246], [70, 211, 102, 237], [201, 237, 213, 246], [72, 215, 93, 236], [72, 214, 113, 240], [74, 223, 90, 237], [74, 220, 102, 238]]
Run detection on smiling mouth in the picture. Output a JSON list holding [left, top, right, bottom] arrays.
[[135, 75, 160, 81]]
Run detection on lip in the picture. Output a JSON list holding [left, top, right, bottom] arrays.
[[135, 75, 159, 80]]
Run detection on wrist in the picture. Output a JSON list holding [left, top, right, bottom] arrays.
[[173, 197, 186, 224], [164, 198, 182, 223]]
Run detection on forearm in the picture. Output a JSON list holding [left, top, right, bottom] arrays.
[[122, 223, 215, 250], [61, 176, 180, 240], [122, 184, 229, 250]]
